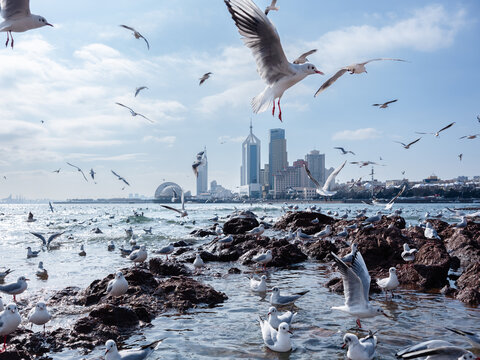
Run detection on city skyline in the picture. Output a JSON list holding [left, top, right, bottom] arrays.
[[0, 0, 479, 199]]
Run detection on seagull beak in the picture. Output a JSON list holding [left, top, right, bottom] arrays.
[[288, 330, 293, 334], [315, 70, 324, 75], [383, 312, 393, 319], [25, 278, 30, 281], [46, 22, 53, 27], [341, 343, 347, 349], [267, 312, 271, 316], [105, 349, 109, 355]]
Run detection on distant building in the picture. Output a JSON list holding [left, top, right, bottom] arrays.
[[423, 175, 440, 184], [196, 148, 208, 195], [273, 160, 309, 197], [240, 122, 261, 186], [305, 150, 325, 186], [154, 182, 183, 200], [268, 128, 288, 188]]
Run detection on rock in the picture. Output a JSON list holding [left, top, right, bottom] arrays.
[[239, 238, 307, 268], [443, 224, 480, 268], [0, 349, 33, 360], [228, 267, 241, 274], [223, 216, 259, 235], [155, 276, 227, 312], [455, 263, 480, 306], [273, 211, 334, 233], [173, 240, 192, 247], [88, 304, 139, 328], [304, 239, 339, 261], [149, 258, 191, 276], [190, 229, 217, 237]]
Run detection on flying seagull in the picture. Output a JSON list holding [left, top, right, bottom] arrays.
[[225, 0, 324, 122], [394, 137, 421, 149], [334, 147, 355, 155], [52, 168, 60, 173], [199, 72, 212, 86], [119, 25, 149, 49], [134, 86, 148, 97], [350, 161, 379, 168], [90, 168, 96, 181], [385, 184, 406, 210], [30, 232, 64, 249], [161, 189, 187, 217], [372, 99, 397, 109], [192, 151, 205, 177], [111, 170, 130, 186], [415, 122, 455, 137], [264, 0, 278, 15], [48, 201, 54, 213], [66, 162, 88, 182], [293, 49, 317, 64], [315, 58, 406, 96], [304, 160, 346, 196], [458, 154, 463, 161], [115, 102, 153, 123], [0, 0, 53, 48], [459, 133, 480, 140]]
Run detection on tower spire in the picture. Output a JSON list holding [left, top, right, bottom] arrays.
[[249, 118, 253, 135]]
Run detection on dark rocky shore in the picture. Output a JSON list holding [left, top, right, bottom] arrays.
[[4, 210, 479, 359]]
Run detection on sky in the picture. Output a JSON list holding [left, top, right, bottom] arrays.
[[0, 0, 479, 200]]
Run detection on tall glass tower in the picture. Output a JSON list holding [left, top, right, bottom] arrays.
[[196, 147, 208, 195], [305, 150, 325, 186], [268, 128, 288, 188], [241, 122, 261, 186]]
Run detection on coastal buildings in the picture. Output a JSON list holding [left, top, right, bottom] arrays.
[[305, 150, 326, 187], [239, 123, 262, 197], [196, 148, 208, 196], [268, 129, 288, 189]]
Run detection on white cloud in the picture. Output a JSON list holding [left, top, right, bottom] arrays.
[[332, 128, 382, 141], [142, 135, 177, 147], [218, 135, 245, 144]]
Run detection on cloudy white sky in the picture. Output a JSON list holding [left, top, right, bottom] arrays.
[[0, 0, 479, 199]]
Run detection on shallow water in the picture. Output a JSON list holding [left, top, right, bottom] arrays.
[[0, 202, 479, 359]]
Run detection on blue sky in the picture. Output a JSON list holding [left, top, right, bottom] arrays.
[[0, 0, 479, 199]]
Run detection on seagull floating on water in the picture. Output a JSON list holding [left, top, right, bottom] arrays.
[[26, 246, 40, 258], [270, 287, 309, 306], [267, 306, 296, 329], [104, 339, 163, 360], [0, 0, 53, 49], [315, 58, 406, 96], [36, 261, 48, 279], [225, 0, 324, 121], [119, 24, 149, 49], [259, 318, 292, 352], [342, 332, 377, 360], [249, 274, 267, 292]]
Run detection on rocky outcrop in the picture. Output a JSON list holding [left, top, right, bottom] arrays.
[[223, 216, 259, 235], [455, 262, 480, 306], [273, 211, 334, 233], [149, 258, 191, 276]]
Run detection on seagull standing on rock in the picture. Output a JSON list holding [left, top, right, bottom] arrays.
[[424, 222, 441, 240], [252, 249, 272, 270], [401, 243, 417, 262], [246, 224, 265, 239], [0, 0, 53, 49], [224, 0, 324, 122], [129, 245, 147, 266], [0, 276, 28, 302], [154, 243, 174, 260], [28, 302, 52, 334], [107, 272, 128, 297], [0, 304, 21, 352]]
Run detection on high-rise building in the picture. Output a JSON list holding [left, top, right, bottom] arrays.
[[268, 128, 288, 188], [240, 122, 261, 186], [196, 148, 208, 195], [305, 150, 325, 186]]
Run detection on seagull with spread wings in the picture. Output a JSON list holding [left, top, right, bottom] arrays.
[[66, 162, 88, 182], [119, 24, 149, 49], [394, 137, 421, 149], [199, 72, 212, 85], [372, 99, 397, 109], [225, 0, 324, 121], [459, 133, 480, 140], [52, 168, 60, 173], [111, 170, 130, 186], [115, 102, 153, 123], [334, 147, 355, 155], [315, 58, 406, 96], [350, 161, 379, 168], [161, 189, 187, 217], [192, 151, 205, 177], [415, 122, 455, 137], [30, 232, 64, 249], [304, 160, 346, 196], [264, 0, 278, 15], [134, 86, 148, 97], [385, 185, 406, 210], [293, 49, 317, 64]]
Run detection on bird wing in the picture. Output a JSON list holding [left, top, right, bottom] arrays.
[[47, 233, 63, 246], [253, 253, 266, 262], [314, 69, 348, 96], [331, 252, 369, 308], [477, 115, 480, 122], [225, 0, 294, 85], [394, 141, 407, 147], [372, 103, 381, 107], [66, 162, 81, 171], [260, 318, 277, 346], [395, 340, 453, 357], [362, 58, 407, 65], [141, 35, 150, 50], [136, 113, 154, 123], [30, 232, 46, 246], [79, 169, 88, 182], [334, 147, 346, 153], [0, 0, 30, 20], [303, 163, 321, 189], [129, 251, 139, 261], [348, 151, 356, 155], [134, 86, 148, 97], [161, 205, 183, 215], [106, 280, 114, 293], [437, 122, 455, 133], [181, 190, 185, 211], [387, 185, 406, 206], [323, 160, 346, 192], [0, 282, 21, 293], [115, 102, 135, 113], [414, 132, 432, 135], [120, 24, 136, 32], [399, 346, 469, 359], [293, 49, 317, 64], [349, 248, 371, 302], [111, 170, 120, 179], [385, 99, 398, 105], [407, 138, 421, 147]]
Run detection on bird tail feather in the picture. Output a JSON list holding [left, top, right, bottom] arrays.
[[251, 87, 273, 114]]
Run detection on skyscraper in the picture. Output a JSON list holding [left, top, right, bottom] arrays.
[[269, 128, 288, 188], [196, 148, 208, 195], [240, 122, 261, 186], [305, 150, 325, 187]]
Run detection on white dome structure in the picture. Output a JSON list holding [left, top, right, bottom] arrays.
[[154, 182, 182, 199]]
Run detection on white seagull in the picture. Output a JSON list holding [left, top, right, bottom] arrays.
[[415, 122, 455, 137], [116, 102, 153, 123], [129, 245, 147, 266], [385, 185, 406, 210], [304, 160, 346, 197], [250, 274, 267, 292], [161, 189, 187, 217], [376, 267, 399, 299], [342, 332, 377, 360], [225, 0, 324, 122], [259, 318, 292, 353], [372, 99, 398, 109], [28, 302, 51, 333], [119, 24, 149, 49], [0, 276, 28, 302], [0, 303, 21, 352], [107, 271, 128, 297], [252, 249, 272, 270], [264, 0, 278, 15], [315, 225, 331, 238], [26, 246, 40, 258], [397, 345, 478, 359], [193, 253, 205, 270], [246, 223, 265, 238], [396, 340, 453, 358], [331, 250, 390, 328], [66, 162, 88, 182], [154, 243, 174, 260], [334, 146, 355, 155], [0, 0, 53, 49], [270, 287, 309, 306], [315, 58, 406, 96], [111, 170, 130, 186], [394, 137, 421, 149], [424, 222, 441, 240], [104, 339, 163, 360], [401, 243, 417, 262], [267, 306, 296, 329]]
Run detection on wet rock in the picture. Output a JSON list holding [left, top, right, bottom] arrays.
[[443, 222, 480, 268], [223, 216, 259, 235], [190, 228, 216, 237], [441, 285, 457, 297], [304, 239, 339, 262], [177, 250, 219, 264], [455, 262, 480, 306], [89, 304, 139, 327], [273, 211, 334, 233], [155, 275, 227, 312], [149, 258, 191, 276], [173, 240, 192, 247], [228, 267, 241, 274], [0, 349, 33, 360], [239, 238, 307, 267]]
